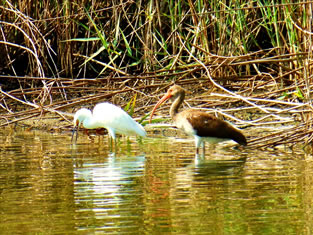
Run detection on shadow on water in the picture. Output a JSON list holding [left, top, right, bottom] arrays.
[[194, 157, 246, 179], [1, 128, 313, 234]]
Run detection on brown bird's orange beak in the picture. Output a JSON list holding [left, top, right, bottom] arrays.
[[149, 93, 172, 123]]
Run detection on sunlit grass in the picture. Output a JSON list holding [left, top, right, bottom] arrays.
[[1, 0, 312, 113]]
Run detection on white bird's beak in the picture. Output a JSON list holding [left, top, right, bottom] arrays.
[[71, 120, 80, 142]]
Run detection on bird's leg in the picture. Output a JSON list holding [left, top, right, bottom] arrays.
[[113, 138, 117, 153], [108, 136, 113, 152], [202, 142, 205, 156], [195, 136, 202, 156], [107, 128, 117, 154], [108, 136, 118, 153], [108, 137, 117, 157]]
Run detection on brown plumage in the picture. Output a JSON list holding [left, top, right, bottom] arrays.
[[150, 85, 247, 154]]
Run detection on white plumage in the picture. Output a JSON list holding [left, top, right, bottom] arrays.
[[73, 102, 146, 140]]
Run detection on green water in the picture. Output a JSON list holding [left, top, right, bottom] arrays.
[[0, 128, 312, 234]]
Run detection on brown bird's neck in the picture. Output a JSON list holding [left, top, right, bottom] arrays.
[[170, 92, 185, 119]]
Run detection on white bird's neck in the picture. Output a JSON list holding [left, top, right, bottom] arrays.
[[82, 116, 99, 129]]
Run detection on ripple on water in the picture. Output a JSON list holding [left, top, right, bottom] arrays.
[[0, 129, 312, 234]]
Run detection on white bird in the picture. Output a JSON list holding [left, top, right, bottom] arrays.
[[72, 102, 146, 144]]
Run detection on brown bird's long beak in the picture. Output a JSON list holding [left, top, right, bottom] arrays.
[[149, 93, 172, 123]]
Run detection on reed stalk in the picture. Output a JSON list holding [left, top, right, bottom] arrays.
[[0, 0, 313, 147]]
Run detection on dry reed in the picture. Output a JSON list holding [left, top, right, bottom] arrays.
[[0, 0, 313, 148]]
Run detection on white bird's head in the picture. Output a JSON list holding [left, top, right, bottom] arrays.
[[72, 108, 92, 142], [73, 108, 92, 128]]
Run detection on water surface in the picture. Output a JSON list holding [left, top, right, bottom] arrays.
[[0, 128, 312, 234]]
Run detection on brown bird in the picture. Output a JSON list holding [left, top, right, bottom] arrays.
[[149, 85, 247, 154]]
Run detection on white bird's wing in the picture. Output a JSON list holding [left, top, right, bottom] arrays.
[[93, 103, 146, 137]]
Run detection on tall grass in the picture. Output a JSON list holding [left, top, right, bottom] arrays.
[[0, 0, 312, 97]]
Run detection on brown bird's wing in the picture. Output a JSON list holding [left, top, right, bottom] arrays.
[[178, 110, 247, 145]]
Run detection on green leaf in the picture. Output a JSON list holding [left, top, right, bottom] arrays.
[[124, 94, 137, 117], [120, 28, 132, 56], [294, 87, 304, 100], [62, 37, 100, 42]]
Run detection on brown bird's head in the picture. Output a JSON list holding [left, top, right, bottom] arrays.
[[149, 85, 185, 123]]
